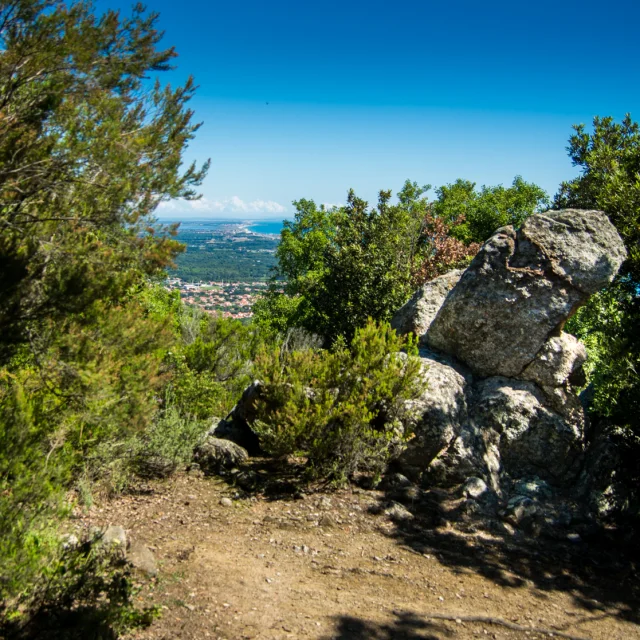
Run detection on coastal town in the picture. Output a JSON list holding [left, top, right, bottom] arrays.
[[166, 277, 269, 320]]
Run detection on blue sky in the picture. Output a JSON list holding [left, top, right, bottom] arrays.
[[98, 0, 640, 219]]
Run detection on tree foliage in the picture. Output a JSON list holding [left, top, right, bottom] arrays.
[[433, 175, 549, 245], [252, 320, 422, 484], [0, 0, 208, 351], [0, 0, 209, 620], [559, 115, 640, 459], [411, 212, 480, 283], [256, 176, 547, 344], [254, 182, 430, 343]]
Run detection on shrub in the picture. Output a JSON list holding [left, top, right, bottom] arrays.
[[558, 115, 640, 521], [169, 312, 270, 419], [252, 320, 422, 484], [133, 404, 207, 479], [1, 539, 159, 639], [0, 298, 172, 598]]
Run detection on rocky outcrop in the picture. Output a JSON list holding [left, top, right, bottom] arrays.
[[390, 270, 463, 344], [390, 209, 627, 512], [426, 210, 626, 378]]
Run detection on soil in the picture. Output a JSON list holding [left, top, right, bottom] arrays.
[[74, 466, 640, 640]]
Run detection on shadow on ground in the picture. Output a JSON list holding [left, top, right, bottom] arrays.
[[1, 607, 118, 640], [373, 483, 640, 630], [322, 610, 452, 640], [212, 457, 640, 632]]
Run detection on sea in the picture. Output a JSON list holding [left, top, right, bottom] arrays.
[[160, 219, 285, 235], [248, 221, 285, 235]]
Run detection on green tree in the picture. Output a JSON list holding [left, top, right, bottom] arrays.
[[311, 186, 429, 343], [253, 199, 340, 333], [433, 176, 549, 245], [0, 0, 208, 353], [558, 115, 640, 518], [557, 116, 640, 431], [254, 181, 429, 343], [0, 0, 209, 617]]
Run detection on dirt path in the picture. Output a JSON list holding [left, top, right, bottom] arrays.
[[77, 474, 640, 640]]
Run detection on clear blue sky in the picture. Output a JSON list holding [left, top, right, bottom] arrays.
[[98, 0, 640, 219]]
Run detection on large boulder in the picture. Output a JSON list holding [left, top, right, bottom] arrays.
[[399, 372, 585, 490], [471, 377, 584, 485], [390, 210, 626, 510], [397, 349, 471, 475], [391, 270, 463, 344], [426, 210, 626, 378]]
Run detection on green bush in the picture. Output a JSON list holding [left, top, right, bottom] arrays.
[[1, 540, 159, 639], [557, 115, 640, 520], [0, 298, 173, 599], [252, 320, 422, 484], [433, 176, 549, 245], [169, 312, 270, 419], [133, 404, 207, 479]]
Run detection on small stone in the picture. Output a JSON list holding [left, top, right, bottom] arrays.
[[219, 497, 233, 507], [384, 502, 414, 521], [318, 514, 335, 528], [381, 472, 413, 489], [101, 525, 127, 549], [194, 437, 249, 475], [60, 533, 79, 550], [463, 477, 488, 499], [188, 463, 204, 477], [127, 540, 158, 577]]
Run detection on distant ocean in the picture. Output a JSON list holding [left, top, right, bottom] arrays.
[[249, 221, 284, 235], [162, 219, 285, 235]]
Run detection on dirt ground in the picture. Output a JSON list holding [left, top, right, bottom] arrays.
[[75, 470, 640, 640]]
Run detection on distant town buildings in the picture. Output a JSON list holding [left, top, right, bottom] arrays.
[[165, 277, 269, 319]]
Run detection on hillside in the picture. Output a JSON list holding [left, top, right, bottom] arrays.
[[1, 3, 638, 639]]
